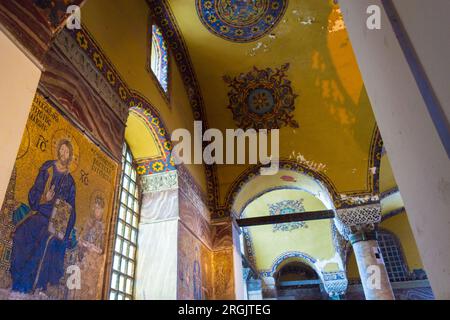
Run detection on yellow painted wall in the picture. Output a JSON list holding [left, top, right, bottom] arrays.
[[125, 112, 164, 161], [346, 252, 359, 280], [243, 189, 338, 273], [381, 212, 424, 271], [169, 0, 378, 204], [82, 0, 206, 191]]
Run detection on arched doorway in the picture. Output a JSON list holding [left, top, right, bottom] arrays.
[[274, 260, 327, 300]]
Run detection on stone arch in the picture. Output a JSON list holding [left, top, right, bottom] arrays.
[[224, 160, 338, 218], [126, 90, 175, 176], [266, 251, 319, 278]]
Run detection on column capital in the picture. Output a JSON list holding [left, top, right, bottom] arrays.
[[334, 203, 381, 240], [140, 170, 179, 194], [348, 226, 377, 245]]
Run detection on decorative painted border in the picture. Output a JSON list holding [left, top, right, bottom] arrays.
[[147, 0, 209, 123], [381, 187, 400, 200], [146, 0, 220, 213], [381, 207, 405, 222], [54, 29, 129, 124], [242, 227, 257, 266], [130, 104, 176, 175]]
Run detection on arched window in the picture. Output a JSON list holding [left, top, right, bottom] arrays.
[[109, 143, 141, 300], [149, 23, 169, 95], [377, 230, 409, 282]]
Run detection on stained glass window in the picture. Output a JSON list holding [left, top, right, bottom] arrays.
[[109, 143, 140, 300], [150, 24, 169, 93]]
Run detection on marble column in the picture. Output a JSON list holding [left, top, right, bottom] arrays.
[[338, 0, 450, 298], [135, 171, 179, 300], [261, 276, 277, 299], [350, 226, 395, 300], [335, 204, 394, 300]]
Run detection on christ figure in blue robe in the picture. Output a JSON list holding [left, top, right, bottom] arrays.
[[10, 139, 77, 294]]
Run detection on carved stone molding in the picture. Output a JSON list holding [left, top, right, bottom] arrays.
[[53, 29, 129, 123], [140, 170, 178, 194], [334, 204, 382, 240]]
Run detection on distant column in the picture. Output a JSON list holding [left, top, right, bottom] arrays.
[[335, 204, 394, 300], [247, 279, 263, 300], [262, 276, 277, 299]]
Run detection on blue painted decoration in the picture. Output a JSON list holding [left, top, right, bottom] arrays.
[[150, 24, 169, 93], [223, 63, 299, 130], [269, 199, 308, 232], [196, 0, 288, 42]]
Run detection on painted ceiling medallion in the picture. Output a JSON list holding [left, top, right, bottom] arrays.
[[196, 0, 288, 42], [224, 63, 299, 130], [269, 199, 308, 232]]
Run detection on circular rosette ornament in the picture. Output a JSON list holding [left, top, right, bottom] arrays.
[[196, 0, 288, 42], [224, 63, 299, 130]]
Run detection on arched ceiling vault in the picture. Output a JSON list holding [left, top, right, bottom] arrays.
[[151, 0, 383, 219], [81, 0, 394, 219]]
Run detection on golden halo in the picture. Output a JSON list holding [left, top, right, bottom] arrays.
[[51, 129, 80, 172], [89, 190, 108, 214]]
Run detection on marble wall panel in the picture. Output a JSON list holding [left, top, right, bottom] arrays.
[[135, 220, 178, 300], [140, 188, 179, 223], [177, 222, 213, 300]]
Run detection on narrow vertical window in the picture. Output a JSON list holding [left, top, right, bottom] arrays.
[[109, 143, 140, 300], [150, 24, 169, 94]]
